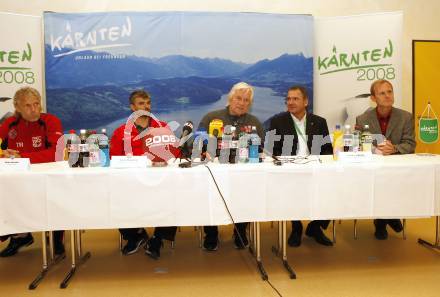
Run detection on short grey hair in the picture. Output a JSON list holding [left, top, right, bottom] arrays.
[[227, 82, 254, 105]]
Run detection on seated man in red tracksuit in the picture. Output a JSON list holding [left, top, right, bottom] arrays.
[[110, 89, 180, 259], [0, 87, 65, 257]]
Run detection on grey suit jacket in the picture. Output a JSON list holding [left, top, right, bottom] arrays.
[[356, 107, 416, 154]]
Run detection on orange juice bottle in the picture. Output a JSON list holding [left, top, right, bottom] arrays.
[[332, 124, 343, 160]]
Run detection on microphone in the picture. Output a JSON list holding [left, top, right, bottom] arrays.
[[199, 133, 209, 162], [179, 121, 193, 147], [178, 128, 212, 168], [178, 121, 194, 159], [209, 119, 223, 138], [262, 148, 283, 166]]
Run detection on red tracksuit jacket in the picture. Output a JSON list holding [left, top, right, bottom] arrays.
[[0, 114, 63, 164], [110, 118, 180, 158]]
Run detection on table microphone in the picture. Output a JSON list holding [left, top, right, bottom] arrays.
[[262, 148, 283, 166], [178, 121, 193, 147]]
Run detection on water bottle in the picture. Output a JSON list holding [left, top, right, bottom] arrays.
[[238, 126, 249, 163], [99, 128, 110, 167], [343, 124, 354, 152], [78, 129, 90, 167], [229, 126, 238, 164], [353, 125, 361, 152], [248, 126, 260, 163], [361, 124, 373, 152], [67, 130, 80, 167], [219, 125, 232, 164], [88, 131, 101, 167]]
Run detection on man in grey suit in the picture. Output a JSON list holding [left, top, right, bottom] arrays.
[[356, 79, 416, 240]]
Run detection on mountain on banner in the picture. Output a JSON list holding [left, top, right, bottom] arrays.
[[45, 45, 311, 89], [45, 47, 313, 132], [241, 53, 313, 83], [151, 55, 248, 78]]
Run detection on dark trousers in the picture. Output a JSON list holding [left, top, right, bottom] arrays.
[[53, 230, 64, 244], [204, 222, 248, 238], [374, 219, 401, 229], [119, 227, 177, 242], [291, 220, 330, 234], [0, 231, 64, 243]]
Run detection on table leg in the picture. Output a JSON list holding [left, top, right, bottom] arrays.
[[281, 221, 296, 279], [255, 222, 268, 280], [249, 222, 257, 256], [60, 230, 91, 289], [354, 219, 358, 240], [29, 231, 66, 290], [418, 216, 440, 250], [198, 226, 203, 248], [48, 231, 54, 261], [271, 221, 282, 256], [403, 219, 407, 240]]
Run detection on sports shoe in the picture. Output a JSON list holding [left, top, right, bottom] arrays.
[[0, 233, 34, 257], [305, 225, 333, 246], [387, 219, 403, 233], [233, 231, 249, 249], [122, 236, 147, 256], [202, 235, 218, 251], [145, 236, 162, 260]]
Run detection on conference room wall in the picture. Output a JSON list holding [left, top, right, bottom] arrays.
[[2, 0, 440, 113]]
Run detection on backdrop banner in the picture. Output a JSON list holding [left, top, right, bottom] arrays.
[[314, 12, 403, 132], [0, 12, 43, 124], [44, 12, 314, 134]]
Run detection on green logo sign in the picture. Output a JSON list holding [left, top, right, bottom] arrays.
[[419, 118, 439, 144], [0, 42, 35, 85], [317, 39, 396, 81]]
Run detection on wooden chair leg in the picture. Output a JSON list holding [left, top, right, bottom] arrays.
[[402, 219, 407, 240], [354, 219, 358, 240]]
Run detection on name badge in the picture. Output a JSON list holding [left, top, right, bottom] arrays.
[[337, 151, 373, 163], [0, 158, 31, 171], [110, 156, 149, 168]]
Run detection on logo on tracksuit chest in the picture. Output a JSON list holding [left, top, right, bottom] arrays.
[[8, 129, 17, 140], [32, 136, 42, 148]]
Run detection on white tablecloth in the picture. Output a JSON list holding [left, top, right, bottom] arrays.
[[1, 154, 440, 235]]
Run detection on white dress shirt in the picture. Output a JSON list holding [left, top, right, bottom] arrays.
[[290, 113, 309, 156]]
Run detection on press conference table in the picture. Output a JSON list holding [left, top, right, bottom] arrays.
[[1, 154, 440, 287]]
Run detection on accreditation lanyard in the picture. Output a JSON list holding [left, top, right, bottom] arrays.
[[293, 117, 307, 145]]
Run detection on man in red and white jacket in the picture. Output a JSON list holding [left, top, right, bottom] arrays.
[[110, 89, 179, 259], [0, 87, 65, 257]]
